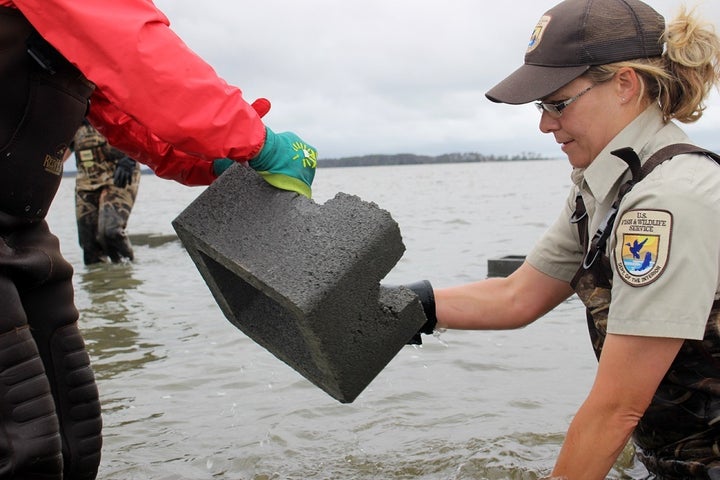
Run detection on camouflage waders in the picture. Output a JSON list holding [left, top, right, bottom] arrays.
[[571, 145, 720, 479], [72, 122, 141, 265], [0, 7, 102, 479]]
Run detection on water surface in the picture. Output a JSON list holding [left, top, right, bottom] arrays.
[[45, 160, 640, 479]]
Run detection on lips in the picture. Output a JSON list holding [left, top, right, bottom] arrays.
[[559, 139, 574, 153]]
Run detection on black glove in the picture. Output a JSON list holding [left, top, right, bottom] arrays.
[[405, 280, 438, 345], [113, 156, 136, 188]]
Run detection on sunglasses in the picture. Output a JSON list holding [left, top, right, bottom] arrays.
[[534, 84, 595, 118]]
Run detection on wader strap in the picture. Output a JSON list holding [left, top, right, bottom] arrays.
[[0, 8, 94, 220], [641, 143, 720, 178], [578, 144, 720, 272], [569, 193, 612, 289], [569, 192, 587, 225], [579, 148, 644, 270], [569, 193, 590, 289], [569, 191, 611, 360]]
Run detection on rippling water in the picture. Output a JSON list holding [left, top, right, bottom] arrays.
[[45, 160, 642, 479]]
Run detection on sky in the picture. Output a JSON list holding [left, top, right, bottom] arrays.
[[148, 0, 720, 161]]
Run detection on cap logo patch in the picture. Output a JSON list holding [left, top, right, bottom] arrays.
[[614, 209, 672, 287], [527, 15, 551, 53]]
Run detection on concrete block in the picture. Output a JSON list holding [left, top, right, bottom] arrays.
[[487, 255, 526, 278], [172, 165, 426, 403]]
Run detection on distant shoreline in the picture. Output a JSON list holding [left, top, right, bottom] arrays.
[[319, 152, 549, 168], [62, 152, 550, 177]]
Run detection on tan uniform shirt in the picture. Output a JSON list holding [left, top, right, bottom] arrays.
[[527, 105, 720, 340]]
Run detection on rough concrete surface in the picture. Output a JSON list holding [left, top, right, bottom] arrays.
[[172, 165, 426, 403]]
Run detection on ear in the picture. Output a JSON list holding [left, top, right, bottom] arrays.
[[613, 67, 642, 104]]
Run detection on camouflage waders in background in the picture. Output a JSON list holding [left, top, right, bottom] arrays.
[[71, 122, 141, 265]]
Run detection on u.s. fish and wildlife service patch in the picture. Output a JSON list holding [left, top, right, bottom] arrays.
[[614, 209, 672, 287]]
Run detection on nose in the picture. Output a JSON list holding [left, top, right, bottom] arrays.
[[539, 109, 560, 134]]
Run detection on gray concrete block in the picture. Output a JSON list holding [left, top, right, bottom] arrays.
[[487, 255, 526, 278], [172, 165, 426, 403]]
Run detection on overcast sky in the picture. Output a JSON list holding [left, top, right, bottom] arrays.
[[152, 0, 720, 160]]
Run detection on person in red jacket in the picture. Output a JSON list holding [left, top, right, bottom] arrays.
[[0, 1, 317, 479]]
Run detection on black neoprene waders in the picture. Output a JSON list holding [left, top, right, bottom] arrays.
[[0, 7, 103, 479]]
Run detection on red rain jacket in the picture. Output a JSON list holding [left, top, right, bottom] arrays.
[[3, 0, 266, 185]]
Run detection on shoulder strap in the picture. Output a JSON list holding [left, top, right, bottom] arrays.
[[579, 143, 720, 270], [640, 143, 720, 179]]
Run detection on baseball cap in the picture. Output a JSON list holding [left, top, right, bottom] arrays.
[[485, 0, 665, 105]]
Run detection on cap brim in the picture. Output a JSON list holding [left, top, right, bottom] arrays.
[[485, 64, 590, 105]]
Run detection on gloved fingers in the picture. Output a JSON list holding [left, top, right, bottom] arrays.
[[113, 172, 131, 188], [257, 172, 312, 198], [249, 128, 317, 198], [113, 157, 136, 188], [251, 98, 271, 118]]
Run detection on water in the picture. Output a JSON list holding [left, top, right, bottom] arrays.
[[44, 160, 638, 479]]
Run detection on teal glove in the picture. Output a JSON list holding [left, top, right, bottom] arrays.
[[249, 127, 317, 198], [212, 158, 234, 176]]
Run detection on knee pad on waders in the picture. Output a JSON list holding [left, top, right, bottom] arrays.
[[36, 324, 102, 480], [0, 326, 63, 479], [9, 214, 103, 478], [0, 9, 94, 220]]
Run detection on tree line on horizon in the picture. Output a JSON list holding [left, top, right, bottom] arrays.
[[318, 151, 549, 168], [62, 151, 550, 177]]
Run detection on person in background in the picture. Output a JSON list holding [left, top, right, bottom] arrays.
[[0, 0, 317, 478], [408, 0, 720, 478], [70, 120, 142, 265]]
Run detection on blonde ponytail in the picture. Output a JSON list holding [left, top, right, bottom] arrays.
[[661, 6, 720, 123], [586, 6, 720, 123]]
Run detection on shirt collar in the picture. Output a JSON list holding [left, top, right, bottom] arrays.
[[572, 104, 686, 204]]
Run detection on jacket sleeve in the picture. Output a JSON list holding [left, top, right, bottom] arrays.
[[87, 89, 218, 186], [15, 0, 266, 184]]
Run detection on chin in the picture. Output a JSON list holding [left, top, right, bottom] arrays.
[[566, 154, 592, 169]]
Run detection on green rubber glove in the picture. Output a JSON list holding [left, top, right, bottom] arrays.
[[249, 127, 317, 198]]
